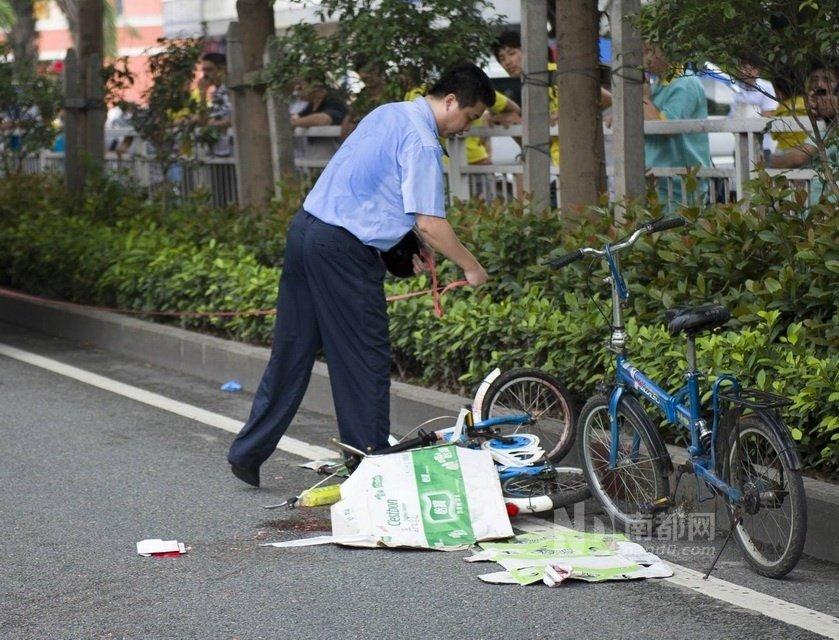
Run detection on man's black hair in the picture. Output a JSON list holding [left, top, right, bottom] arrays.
[[492, 30, 521, 60], [202, 52, 227, 68], [807, 60, 839, 77], [427, 63, 495, 109]]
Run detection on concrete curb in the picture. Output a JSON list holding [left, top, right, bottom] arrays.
[[0, 291, 836, 564]]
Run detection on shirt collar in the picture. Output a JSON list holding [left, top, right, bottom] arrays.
[[656, 66, 688, 87], [412, 96, 440, 138]]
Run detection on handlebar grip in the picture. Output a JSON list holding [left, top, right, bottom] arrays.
[[548, 249, 583, 269], [645, 216, 687, 234], [373, 431, 439, 455]]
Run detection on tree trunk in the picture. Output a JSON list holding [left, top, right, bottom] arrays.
[[77, 0, 102, 60], [229, 0, 276, 210], [65, 0, 104, 193], [556, 0, 607, 211], [55, 0, 81, 50], [520, 0, 551, 213], [609, 0, 645, 211], [265, 47, 295, 184], [9, 0, 38, 75]]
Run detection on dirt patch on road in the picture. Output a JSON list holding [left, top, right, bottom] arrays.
[[259, 511, 333, 534]]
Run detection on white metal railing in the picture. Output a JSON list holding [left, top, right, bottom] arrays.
[[15, 116, 821, 208], [293, 117, 819, 207], [23, 150, 240, 208]]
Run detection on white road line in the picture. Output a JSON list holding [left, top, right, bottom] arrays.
[[0, 343, 336, 462], [4, 342, 838, 639], [516, 516, 839, 639]]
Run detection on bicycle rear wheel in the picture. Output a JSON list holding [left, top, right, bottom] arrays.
[[480, 368, 576, 462], [578, 394, 670, 533], [500, 466, 591, 511], [722, 413, 807, 578]]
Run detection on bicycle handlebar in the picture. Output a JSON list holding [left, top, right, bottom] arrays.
[[643, 216, 687, 234], [373, 430, 440, 455], [547, 249, 583, 269], [548, 216, 687, 268]]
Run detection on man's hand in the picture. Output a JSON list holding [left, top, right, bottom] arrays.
[[464, 265, 488, 286], [412, 249, 432, 275]]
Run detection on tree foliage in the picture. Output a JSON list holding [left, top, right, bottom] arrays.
[[637, 0, 837, 78], [0, 43, 62, 174], [0, 0, 15, 30], [266, 0, 504, 117], [111, 38, 215, 205]]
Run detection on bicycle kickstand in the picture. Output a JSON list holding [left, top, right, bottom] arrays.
[[703, 508, 742, 580]]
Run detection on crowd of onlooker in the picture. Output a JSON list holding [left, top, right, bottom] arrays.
[[5, 28, 836, 208], [282, 29, 836, 208]]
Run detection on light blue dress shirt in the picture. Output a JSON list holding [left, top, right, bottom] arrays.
[[303, 97, 446, 251]]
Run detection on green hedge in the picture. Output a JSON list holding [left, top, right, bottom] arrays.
[[0, 174, 836, 477]]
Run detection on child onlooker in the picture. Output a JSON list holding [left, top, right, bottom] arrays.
[[492, 30, 560, 168]]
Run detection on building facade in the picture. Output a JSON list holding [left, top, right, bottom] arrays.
[[36, 0, 164, 102]]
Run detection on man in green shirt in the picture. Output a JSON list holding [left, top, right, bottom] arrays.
[[642, 43, 711, 211]]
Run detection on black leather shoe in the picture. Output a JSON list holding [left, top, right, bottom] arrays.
[[231, 464, 260, 487]]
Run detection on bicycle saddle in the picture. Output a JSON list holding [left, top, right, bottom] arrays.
[[665, 304, 731, 337]]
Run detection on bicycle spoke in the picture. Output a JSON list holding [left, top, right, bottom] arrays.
[[487, 377, 573, 458], [584, 405, 662, 520]]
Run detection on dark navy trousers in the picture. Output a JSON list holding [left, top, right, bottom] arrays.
[[227, 209, 391, 469]]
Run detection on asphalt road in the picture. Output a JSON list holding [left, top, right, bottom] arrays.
[[1, 322, 838, 640]]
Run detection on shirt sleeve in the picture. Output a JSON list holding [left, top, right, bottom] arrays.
[[656, 82, 700, 120], [210, 87, 232, 120], [319, 97, 349, 125], [490, 90, 508, 114], [757, 81, 778, 112], [399, 141, 446, 217]]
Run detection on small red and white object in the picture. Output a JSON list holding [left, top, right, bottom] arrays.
[[136, 539, 187, 558], [542, 562, 573, 587]]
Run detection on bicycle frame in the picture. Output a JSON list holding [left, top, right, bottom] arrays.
[[610, 360, 741, 503], [602, 242, 744, 504]]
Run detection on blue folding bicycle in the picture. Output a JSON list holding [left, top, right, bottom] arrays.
[[551, 216, 807, 578]]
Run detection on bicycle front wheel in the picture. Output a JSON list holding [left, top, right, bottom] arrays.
[[480, 368, 576, 462], [723, 413, 807, 578], [578, 394, 670, 533]]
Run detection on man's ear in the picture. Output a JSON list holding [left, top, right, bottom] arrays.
[[445, 93, 458, 111]]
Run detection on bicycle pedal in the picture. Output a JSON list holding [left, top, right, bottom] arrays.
[[316, 463, 340, 475], [641, 497, 672, 514]]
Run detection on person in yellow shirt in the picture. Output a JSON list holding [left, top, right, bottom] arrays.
[[492, 30, 560, 166], [768, 76, 812, 168]]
